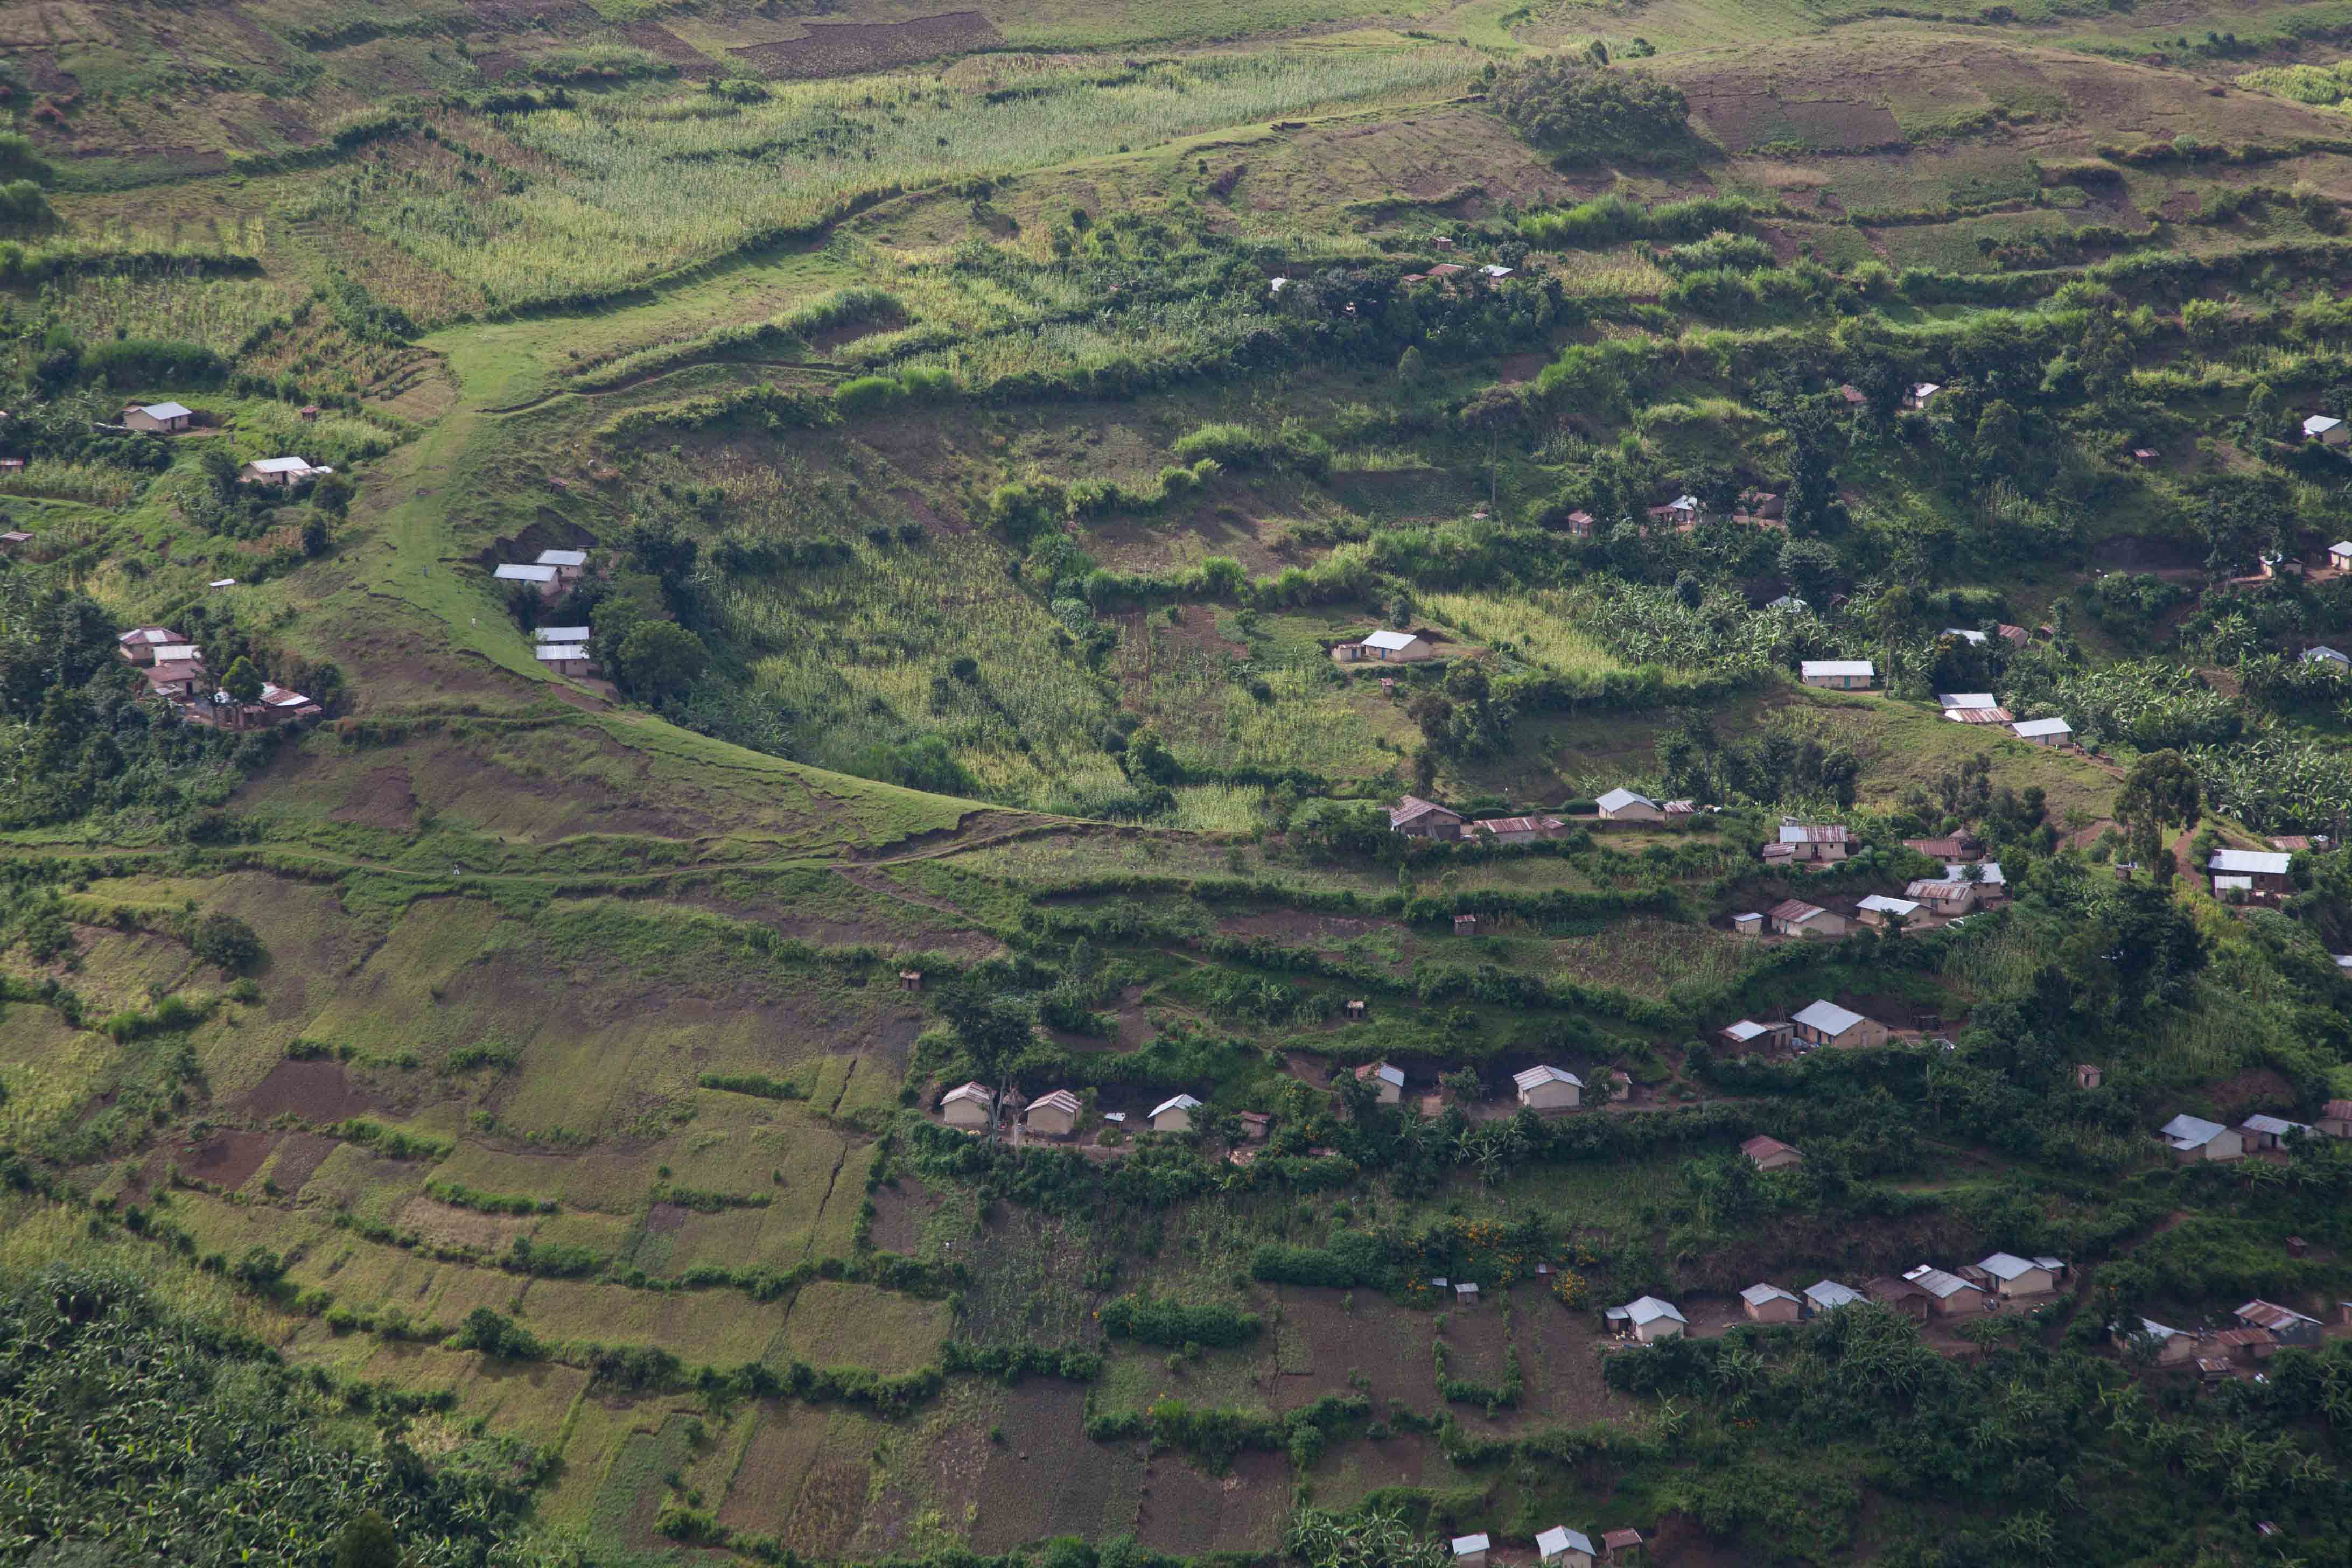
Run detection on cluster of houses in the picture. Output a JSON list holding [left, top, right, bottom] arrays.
[[1452, 1527, 1644, 1568], [116, 625, 321, 730], [2125, 1300, 2330, 1379], [1354, 1058, 1629, 1114], [1606, 1251, 2073, 1351], [533, 624, 598, 678], [494, 548, 591, 600], [940, 1082, 1210, 1138], [1389, 795, 1571, 845], [2158, 1101, 2352, 1161]]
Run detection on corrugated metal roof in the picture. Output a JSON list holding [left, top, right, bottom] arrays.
[[1596, 787, 1656, 812], [1804, 1280, 1864, 1309], [1150, 1093, 1202, 1119], [1793, 999, 1866, 1037], [1362, 629, 1420, 650], [1801, 660, 1875, 678], [2012, 717, 2073, 738], [1513, 1065, 1581, 1090], [1741, 1283, 1798, 1306], [2210, 849, 2292, 876]]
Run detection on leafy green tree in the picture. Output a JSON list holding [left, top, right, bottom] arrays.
[[1488, 58, 1691, 163], [2114, 748, 2201, 885], [1395, 346, 1425, 389], [191, 912, 264, 975], [221, 656, 264, 706], [1972, 398, 2023, 481], [333, 1511, 403, 1568], [613, 622, 707, 703]]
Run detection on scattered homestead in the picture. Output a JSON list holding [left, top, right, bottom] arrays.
[[1791, 998, 1890, 1050], [114, 624, 318, 730], [1354, 1061, 1406, 1104], [2159, 1112, 2244, 1163], [2208, 848, 2292, 900], [1799, 658, 1876, 690], [1740, 1134, 1803, 1171], [1331, 627, 1432, 663], [2010, 716, 2074, 747], [1595, 786, 1660, 821], [1513, 1064, 1582, 1110], [2304, 414, 2348, 447], [120, 401, 193, 434], [1606, 1295, 1687, 1343], [238, 456, 330, 486]]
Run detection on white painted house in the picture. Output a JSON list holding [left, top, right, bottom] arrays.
[[1800, 659, 1876, 691]]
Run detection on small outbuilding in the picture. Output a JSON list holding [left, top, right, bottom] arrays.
[[940, 1081, 994, 1129], [1535, 1527, 1595, 1568], [1355, 1062, 1405, 1104], [2160, 1112, 2244, 1163], [1971, 1252, 2059, 1299], [1741, 1134, 1803, 1172], [2236, 1299, 2323, 1347], [1605, 1296, 1686, 1343], [1514, 1065, 1583, 1111], [1718, 1018, 1792, 1053], [1902, 1264, 1988, 1317], [1854, 894, 1921, 928], [1335, 628, 1432, 663], [2333, 541, 2352, 572], [1025, 1089, 1083, 1137], [1150, 1094, 1202, 1133], [1741, 1283, 1801, 1324], [2241, 1112, 2312, 1151], [1769, 899, 1846, 940], [121, 401, 193, 434], [1802, 1279, 1865, 1315], [2011, 716, 2073, 746], [1595, 787, 1662, 821], [1863, 1276, 1931, 1321], [1791, 999, 1889, 1051], [240, 456, 327, 486], [1451, 1535, 1489, 1568], [2306, 414, 2349, 447], [1390, 795, 1467, 838]]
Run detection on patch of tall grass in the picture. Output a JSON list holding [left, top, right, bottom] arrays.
[[0, 460, 143, 507], [36, 270, 299, 355], [296, 48, 1479, 308], [569, 287, 906, 388], [1419, 589, 1628, 679]]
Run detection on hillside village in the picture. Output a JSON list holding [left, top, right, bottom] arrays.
[[13, 0, 2352, 1565]]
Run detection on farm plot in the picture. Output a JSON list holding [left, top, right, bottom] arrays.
[[773, 1280, 954, 1375]]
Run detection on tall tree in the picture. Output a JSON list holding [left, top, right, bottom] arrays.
[[2114, 748, 2202, 885]]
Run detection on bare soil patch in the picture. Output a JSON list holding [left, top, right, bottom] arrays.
[[1516, 1298, 1636, 1425], [394, 1194, 537, 1251], [728, 12, 1002, 80], [618, 21, 718, 76], [1135, 1448, 1289, 1555], [972, 1380, 1142, 1546], [1689, 95, 1906, 155], [241, 1059, 376, 1122], [267, 1132, 343, 1196], [866, 1177, 941, 1254], [1272, 1290, 1433, 1413], [184, 1130, 275, 1192], [330, 766, 421, 831]]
